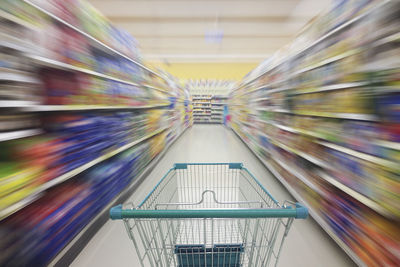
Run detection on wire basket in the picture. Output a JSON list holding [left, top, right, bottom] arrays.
[[111, 163, 308, 267]]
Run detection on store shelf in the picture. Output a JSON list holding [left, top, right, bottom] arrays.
[[251, 97, 270, 102], [0, 32, 36, 52], [193, 113, 210, 116], [30, 55, 142, 87], [376, 85, 400, 93], [232, 128, 365, 267], [0, 100, 41, 108], [192, 97, 211, 100], [273, 157, 325, 196], [259, 120, 400, 155], [239, 120, 331, 169], [193, 106, 211, 109], [237, 1, 388, 90], [281, 49, 362, 83], [292, 82, 369, 95], [255, 108, 377, 121], [317, 171, 392, 218], [294, 111, 378, 121], [21, 104, 170, 112], [0, 129, 42, 142], [0, 127, 167, 221], [23, 0, 167, 82], [0, 69, 40, 83], [243, 119, 399, 216], [272, 139, 331, 169], [269, 122, 300, 134], [0, 193, 43, 223], [373, 139, 400, 151], [318, 141, 399, 172], [239, 120, 253, 128], [270, 138, 394, 217], [253, 119, 399, 172], [242, 25, 395, 95], [0, 8, 39, 30], [371, 31, 400, 48], [49, 125, 188, 266], [142, 84, 172, 95], [256, 107, 291, 114], [258, 119, 329, 140], [240, 85, 267, 96]]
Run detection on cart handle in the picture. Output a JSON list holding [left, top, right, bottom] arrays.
[[110, 203, 308, 220]]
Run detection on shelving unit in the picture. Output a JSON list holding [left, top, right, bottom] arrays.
[[0, 127, 168, 221], [0, 2, 191, 266], [210, 95, 226, 123], [0, 129, 42, 142], [232, 127, 366, 266], [192, 94, 227, 124], [49, 126, 188, 267], [230, 1, 400, 266], [192, 94, 212, 123], [21, 104, 170, 112], [236, 0, 388, 89], [22, 0, 168, 82]]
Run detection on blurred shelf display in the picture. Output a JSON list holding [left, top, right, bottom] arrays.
[[21, 104, 170, 112], [188, 80, 233, 125], [238, 0, 389, 89], [0, 71, 40, 83], [142, 84, 172, 95], [0, 129, 42, 142], [0, 7, 40, 30], [29, 55, 143, 87], [192, 94, 226, 124], [0, 127, 167, 221], [192, 94, 212, 123], [22, 0, 167, 81], [233, 127, 374, 267], [47, 125, 188, 266], [0, 100, 41, 108], [230, 1, 400, 266], [0, 0, 192, 266]]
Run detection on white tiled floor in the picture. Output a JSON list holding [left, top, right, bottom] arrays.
[[72, 125, 355, 267]]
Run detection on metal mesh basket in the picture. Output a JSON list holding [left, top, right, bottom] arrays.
[[111, 163, 308, 267]]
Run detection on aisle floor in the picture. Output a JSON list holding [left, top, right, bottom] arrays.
[[72, 125, 355, 267]]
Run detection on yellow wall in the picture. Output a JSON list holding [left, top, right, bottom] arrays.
[[146, 62, 259, 81]]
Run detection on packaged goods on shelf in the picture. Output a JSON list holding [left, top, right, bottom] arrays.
[[0, 0, 43, 28], [0, 141, 159, 266], [0, 1, 191, 265], [2, 0, 174, 108], [191, 92, 227, 124], [0, 36, 41, 104], [0, 114, 40, 132], [231, 1, 400, 266], [233, 125, 400, 267], [0, 110, 167, 211]]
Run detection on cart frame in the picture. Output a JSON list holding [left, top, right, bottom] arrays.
[[111, 163, 308, 267]]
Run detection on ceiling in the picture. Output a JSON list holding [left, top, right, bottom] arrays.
[[89, 0, 331, 63]]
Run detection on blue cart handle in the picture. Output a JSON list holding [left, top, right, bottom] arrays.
[[110, 203, 308, 220]]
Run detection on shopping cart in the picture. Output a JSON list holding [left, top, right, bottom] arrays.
[[110, 163, 308, 267]]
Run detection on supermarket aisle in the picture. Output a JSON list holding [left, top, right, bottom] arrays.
[[72, 125, 354, 267]]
